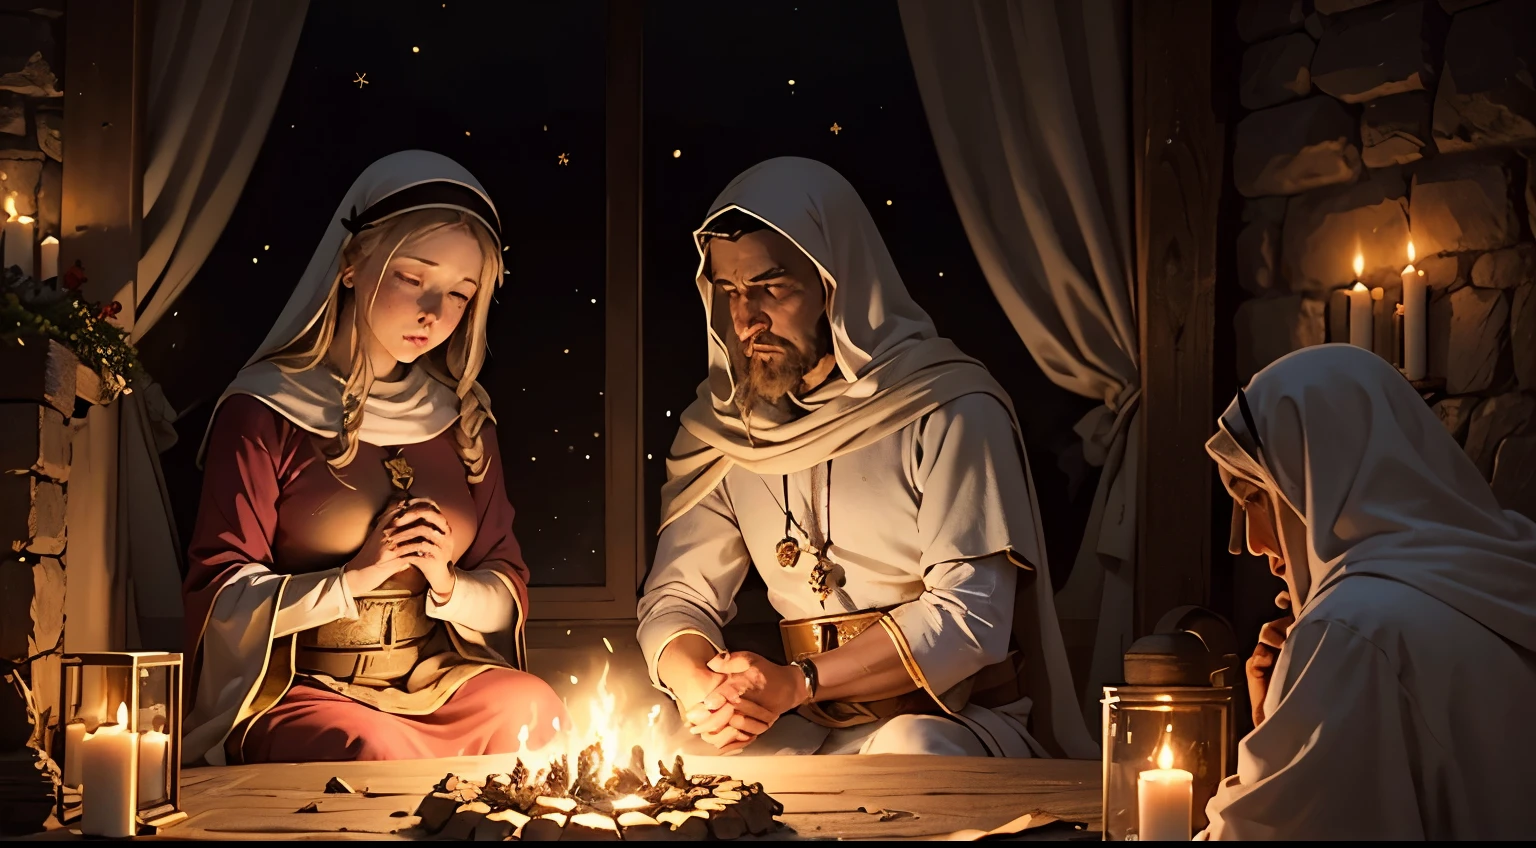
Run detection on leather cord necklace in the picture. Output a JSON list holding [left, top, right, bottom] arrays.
[[772, 459, 842, 606]]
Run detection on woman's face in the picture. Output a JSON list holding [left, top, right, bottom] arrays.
[[1239, 486, 1301, 609], [346, 224, 483, 366]]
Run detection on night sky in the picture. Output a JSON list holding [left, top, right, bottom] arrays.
[[139, 1, 1098, 592]]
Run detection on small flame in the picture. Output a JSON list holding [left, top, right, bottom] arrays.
[[570, 675, 579, 685], [3, 196, 15, 222], [1406, 240, 1416, 263], [647, 704, 662, 728], [518, 725, 529, 749], [1352, 253, 1364, 278], [1157, 738, 1174, 770], [611, 794, 649, 811], [115, 702, 128, 726], [603, 637, 614, 654], [552, 716, 561, 732], [1353, 282, 1368, 293]]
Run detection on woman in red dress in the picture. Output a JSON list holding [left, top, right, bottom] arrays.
[[181, 151, 567, 765]]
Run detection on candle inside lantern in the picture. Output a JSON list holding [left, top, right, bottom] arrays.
[[62, 719, 87, 787], [39, 235, 59, 281], [1402, 240, 1426, 380], [138, 728, 169, 805], [1138, 730, 1193, 841], [80, 702, 139, 838], [2, 196, 36, 279], [1348, 254, 1373, 350]]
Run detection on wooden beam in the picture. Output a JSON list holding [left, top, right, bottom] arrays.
[[1133, 0, 1223, 634], [60, 0, 145, 324], [529, 0, 644, 620]]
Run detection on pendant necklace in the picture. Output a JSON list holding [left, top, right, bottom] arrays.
[[384, 446, 415, 495], [772, 459, 843, 607]]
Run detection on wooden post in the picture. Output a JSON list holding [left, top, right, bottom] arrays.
[[60, 0, 145, 321], [1133, 0, 1223, 634]]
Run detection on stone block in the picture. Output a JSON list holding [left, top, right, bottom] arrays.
[[1409, 155, 1521, 255], [1361, 91, 1432, 167], [1235, 97, 1361, 197], [35, 158, 57, 239], [0, 474, 64, 555], [0, 339, 77, 416], [1237, 221, 1284, 296], [1240, 33, 1315, 110], [1433, 395, 1479, 442], [1492, 433, 1536, 521], [1281, 167, 1410, 293], [0, 403, 68, 481], [1430, 285, 1509, 394], [1417, 253, 1464, 293], [1464, 390, 1535, 478], [0, 12, 54, 85], [1235, 294, 1326, 382], [1433, 0, 1536, 152], [1238, 0, 1305, 42], [0, 91, 21, 136], [1311, 1, 1444, 104], [1315, 0, 1388, 11], [34, 109, 58, 162], [1472, 244, 1535, 290], [0, 556, 62, 662], [1512, 283, 1536, 392], [0, 157, 41, 215]]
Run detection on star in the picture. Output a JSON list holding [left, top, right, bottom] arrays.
[[830, 122, 842, 135], [353, 72, 369, 88], [557, 152, 570, 166]]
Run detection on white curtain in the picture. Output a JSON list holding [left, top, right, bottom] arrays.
[[64, 0, 307, 654], [899, 0, 1139, 725]]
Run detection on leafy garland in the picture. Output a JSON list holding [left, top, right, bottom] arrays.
[[1, 262, 141, 402]]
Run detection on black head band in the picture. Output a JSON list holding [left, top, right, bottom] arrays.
[[1236, 387, 1264, 457], [340, 180, 502, 244]]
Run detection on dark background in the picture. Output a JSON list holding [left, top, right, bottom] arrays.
[[140, 1, 1098, 594]]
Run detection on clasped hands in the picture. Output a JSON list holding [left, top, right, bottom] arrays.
[[342, 496, 458, 598], [677, 652, 810, 754]]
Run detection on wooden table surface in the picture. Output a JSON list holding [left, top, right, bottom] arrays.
[[34, 755, 1101, 841]]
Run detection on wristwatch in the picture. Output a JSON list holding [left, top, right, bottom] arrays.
[[790, 658, 820, 703]]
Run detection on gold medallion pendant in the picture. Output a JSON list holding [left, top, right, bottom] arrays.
[[384, 449, 415, 493], [775, 538, 800, 568]]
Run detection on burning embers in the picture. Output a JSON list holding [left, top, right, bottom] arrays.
[[413, 743, 783, 841]]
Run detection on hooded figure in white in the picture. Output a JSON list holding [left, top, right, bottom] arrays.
[[1202, 344, 1536, 840], [637, 157, 1096, 759]]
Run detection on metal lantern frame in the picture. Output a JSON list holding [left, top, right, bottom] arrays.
[[1101, 684, 1235, 841], [55, 651, 187, 834]]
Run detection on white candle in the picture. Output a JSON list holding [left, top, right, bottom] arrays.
[[80, 702, 138, 838], [1348, 283, 1373, 350], [1402, 240, 1426, 380], [137, 730, 169, 805], [62, 719, 87, 787], [79, 666, 107, 730], [2, 196, 35, 279], [39, 235, 58, 281], [1138, 737, 1193, 841]]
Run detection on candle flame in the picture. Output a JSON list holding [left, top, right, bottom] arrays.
[[1353, 282, 1368, 293], [1157, 738, 1174, 770], [611, 794, 649, 811], [3, 196, 15, 222], [1352, 253, 1364, 277], [41, 235, 57, 246], [115, 701, 128, 726], [1407, 240, 1416, 263]]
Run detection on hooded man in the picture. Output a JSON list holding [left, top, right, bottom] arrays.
[[636, 157, 1096, 759], [1201, 344, 1536, 839]]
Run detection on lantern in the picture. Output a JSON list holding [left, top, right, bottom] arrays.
[[55, 652, 187, 836], [1101, 607, 1239, 841]]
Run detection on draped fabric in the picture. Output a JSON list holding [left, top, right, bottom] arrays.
[[63, 0, 308, 654], [898, 0, 1138, 722]]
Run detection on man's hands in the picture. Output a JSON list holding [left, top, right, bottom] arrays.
[[1246, 591, 1295, 727], [683, 652, 806, 753]]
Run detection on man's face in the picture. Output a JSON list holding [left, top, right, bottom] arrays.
[[707, 228, 831, 407]]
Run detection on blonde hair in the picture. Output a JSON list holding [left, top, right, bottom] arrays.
[[266, 208, 502, 482]]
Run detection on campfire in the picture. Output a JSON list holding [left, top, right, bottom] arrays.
[[411, 660, 784, 840]]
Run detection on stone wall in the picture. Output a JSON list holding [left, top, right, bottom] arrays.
[[0, 1, 63, 245], [1233, 0, 1535, 517]]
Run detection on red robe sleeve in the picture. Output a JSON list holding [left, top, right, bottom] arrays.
[[457, 421, 532, 661]]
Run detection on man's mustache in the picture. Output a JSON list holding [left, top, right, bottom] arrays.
[[742, 331, 793, 357]]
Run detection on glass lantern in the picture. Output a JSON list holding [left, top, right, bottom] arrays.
[[55, 652, 187, 836], [1101, 607, 1239, 841]]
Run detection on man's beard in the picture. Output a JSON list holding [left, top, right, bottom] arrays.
[[732, 319, 832, 416]]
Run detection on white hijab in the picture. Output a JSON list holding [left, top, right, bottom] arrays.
[[1206, 344, 1536, 648], [203, 150, 502, 456]]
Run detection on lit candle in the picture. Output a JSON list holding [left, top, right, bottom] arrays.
[[1402, 240, 1426, 380], [39, 235, 59, 281], [137, 729, 169, 805], [2, 196, 36, 279], [1348, 254, 1373, 350], [80, 702, 138, 838], [62, 719, 87, 787], [1138, 732, 1193, 841]]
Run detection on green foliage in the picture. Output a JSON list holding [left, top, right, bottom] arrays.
[[1, 264, 142, 401]]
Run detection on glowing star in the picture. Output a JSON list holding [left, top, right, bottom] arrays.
[[412, 46, 420, 53], [557, 152, 570, 166], [672, 149, 681, 158], [830, 122, 842, 135], [352, 72, 369, 88]]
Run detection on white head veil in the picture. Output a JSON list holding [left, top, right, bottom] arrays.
[[1206, 344, 1536, 649], [202, 150, 502, 458]]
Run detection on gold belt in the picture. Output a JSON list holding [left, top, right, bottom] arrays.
[[295, 588, 440, 686], [779, 607, 947, 728]]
